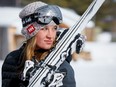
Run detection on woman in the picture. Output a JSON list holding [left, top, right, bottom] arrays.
[[2, 1, 85, 87]]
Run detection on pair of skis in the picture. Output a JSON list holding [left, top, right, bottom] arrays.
[[26, 0, 105, 87]]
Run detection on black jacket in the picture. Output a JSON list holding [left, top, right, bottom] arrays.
[[2, 45, 76, 87]]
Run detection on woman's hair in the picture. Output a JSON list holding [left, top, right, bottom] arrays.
[[23, 35, 57, 61], [24, 36, 36, 60], [18, 36, 49, 72]]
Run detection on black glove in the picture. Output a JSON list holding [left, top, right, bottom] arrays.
[[57, 28, 86, 54], [75, 33, 86, 54]]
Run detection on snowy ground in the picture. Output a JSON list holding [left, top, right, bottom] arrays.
[[71, 42, 116, 87], [0, 42, 116, 87]]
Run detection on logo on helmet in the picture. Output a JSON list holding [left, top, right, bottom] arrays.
[[26, 24, 35, 34]]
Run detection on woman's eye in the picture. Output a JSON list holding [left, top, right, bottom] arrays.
[[54, 26, 58, 30], [45, 27, 48, 30], [41, 28, 45, 30], [41, 27, 48, 30]]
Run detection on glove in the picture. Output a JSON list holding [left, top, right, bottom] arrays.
[[57, 28, 86, 54], [75, 33, 86, 54]]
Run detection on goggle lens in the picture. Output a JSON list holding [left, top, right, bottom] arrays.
[[22, 5, 62, 27]]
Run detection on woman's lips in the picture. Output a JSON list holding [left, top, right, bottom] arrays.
[[44, 40, 53, 44]]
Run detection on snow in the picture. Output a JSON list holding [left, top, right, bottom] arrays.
[[71, 42, 116, 87], [96, 32, 112, 43], [0, 7, 22, 35], [0, 42, 116, 87]]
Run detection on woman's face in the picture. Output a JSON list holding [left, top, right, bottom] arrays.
[[35, 24, 58, 50]]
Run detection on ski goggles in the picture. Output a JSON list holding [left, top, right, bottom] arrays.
[[22, 5, 62, 27]]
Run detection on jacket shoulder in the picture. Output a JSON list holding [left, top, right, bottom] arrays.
[[3, 43, 25, 65], [2, 45, 24, 72], [3, 48, 23, 65], [2, 47, 24, 86]]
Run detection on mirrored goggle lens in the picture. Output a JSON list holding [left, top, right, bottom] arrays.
[[35, 5, 62, 25], [22, 5, 62, 27], [38, 16, 52, 24], [37, 16, 61, 25]]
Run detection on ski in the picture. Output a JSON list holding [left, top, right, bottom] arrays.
[[26, 0, 105, 86]]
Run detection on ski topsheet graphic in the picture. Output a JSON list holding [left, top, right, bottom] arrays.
[[22, 0, 105, 87]]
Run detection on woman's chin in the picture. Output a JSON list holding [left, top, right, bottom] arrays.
[[42, 45, 52, 50]]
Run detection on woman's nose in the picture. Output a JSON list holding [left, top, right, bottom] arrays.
[[46, 29, 53, 38]]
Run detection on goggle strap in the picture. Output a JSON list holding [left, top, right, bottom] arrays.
[[52, 17, 60, 25], [22, 13, 38, 27]]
